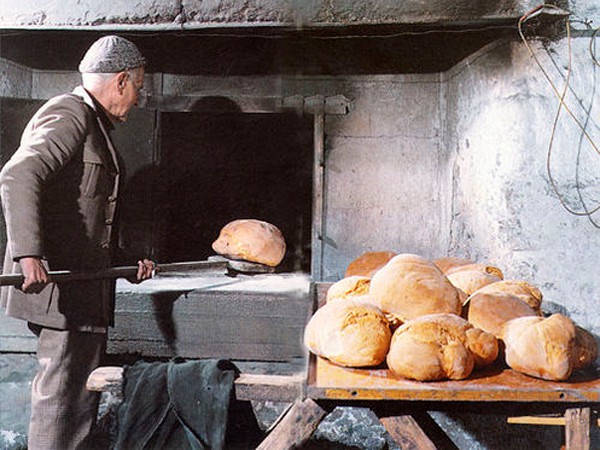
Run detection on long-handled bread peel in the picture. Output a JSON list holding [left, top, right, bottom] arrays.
[[0, 257, 274, 287]]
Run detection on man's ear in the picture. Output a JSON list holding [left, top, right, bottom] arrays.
[[116, 72, 128, 94]]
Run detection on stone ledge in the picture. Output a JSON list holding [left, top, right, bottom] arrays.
[[110, 273, 312, 360], [0, 0, 540, 29]]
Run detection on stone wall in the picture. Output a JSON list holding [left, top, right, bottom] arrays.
[[0, 1, 599, 449], [0, 0, 541, 29], [444, 33, 600, 336]]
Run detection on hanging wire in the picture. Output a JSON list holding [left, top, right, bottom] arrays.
[[576, 26, 599, 227], [518, 4, 600, 226], [591, 26, 600, 68]]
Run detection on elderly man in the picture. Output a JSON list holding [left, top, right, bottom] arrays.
[[0, 36, 154, 449]]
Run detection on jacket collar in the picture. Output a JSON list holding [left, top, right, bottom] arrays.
[[72, 86, 114, 132], [72, 85, 120, 175]]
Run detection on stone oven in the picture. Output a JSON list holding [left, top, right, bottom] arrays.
[[0, 1, 599, 448], [0, 13, 516, 361]]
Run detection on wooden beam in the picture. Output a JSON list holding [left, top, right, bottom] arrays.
[[379, 415, 437, 450], [309, 357, 600, 403], [87, 366, 304, 403], [0, 259, 232, 287], [311, 112, 325, 281], [565, 407, 591, 450], [87, 366, 124, 394], [234, 373, 303, 403], [508, 414, 600, 427], [255, 398, 327, 450]]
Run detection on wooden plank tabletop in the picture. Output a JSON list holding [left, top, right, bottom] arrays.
[[308, 356, 600, 403]]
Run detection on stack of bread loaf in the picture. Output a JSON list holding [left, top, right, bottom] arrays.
[[304, 251, 598, 382]]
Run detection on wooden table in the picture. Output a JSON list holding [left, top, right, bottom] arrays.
[[252, 354, 599, 450], [88, 354, 599, 449]]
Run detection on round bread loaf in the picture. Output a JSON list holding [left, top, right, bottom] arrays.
[[369, 253, 461, 322], [386, 317, 475, 381], [573, 326, 598, 370], [472, 280, 543, 314], [304, 300, 391, 367], [324, 276, 404, 327], [212, 219, 286, 267], [433, 256, 473, 274], [500, 314, 576, 381], [449, 263, 504, 279], [411, 313, 498, 368], [345, 251, 397, 277], [445, 263, 504, 300], [466, 291, 537, 338], [326, 276, 371, 303]]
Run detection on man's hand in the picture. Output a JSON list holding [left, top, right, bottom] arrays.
[[129, 259, 155, 284], [18, 257, 49, 294]]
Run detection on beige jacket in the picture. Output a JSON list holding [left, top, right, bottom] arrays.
[[0, 86, 121, 330]]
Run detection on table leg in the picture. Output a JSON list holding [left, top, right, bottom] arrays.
[[256, 398, 327, 450], [564, 407, 591, 450], [379, 415, 437, 450]]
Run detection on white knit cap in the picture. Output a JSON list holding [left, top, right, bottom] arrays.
[[79, 35, 145, 73]]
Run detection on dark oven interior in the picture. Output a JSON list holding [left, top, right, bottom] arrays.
[[120, 111, 314, 272]]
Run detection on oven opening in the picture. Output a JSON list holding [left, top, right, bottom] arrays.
[[144, 111, 314, 273]]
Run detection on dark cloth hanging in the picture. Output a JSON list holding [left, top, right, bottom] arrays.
[[115, 358, 238, 450]]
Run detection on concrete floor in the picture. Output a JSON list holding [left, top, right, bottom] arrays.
[[0, 354, 33, 450]]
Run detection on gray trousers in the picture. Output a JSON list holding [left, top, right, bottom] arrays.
[[28, 324, 106, 450]]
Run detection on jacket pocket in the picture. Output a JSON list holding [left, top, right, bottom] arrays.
[[81, 161, 112, 198]]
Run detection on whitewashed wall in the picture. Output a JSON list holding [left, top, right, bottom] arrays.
[[0, 2, 599, 449], [444, 36, 600, 336], [2, 36, 599, 339]]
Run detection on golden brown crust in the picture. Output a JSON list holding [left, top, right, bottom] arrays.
[[326, 276, 371, 303], [464, 327, 499, 367], [573, 326, 598, 370], [467, 292, 538, 337], [446, 263, 504, 279], [473, 280, 543, 314], [446, 267, 503, 298], [345, 251, 397, 277], [433, 256, 473, 274], [386, 318, 475, 381], [410, 313, 498, 368], [369, 253, 461, 322], [304, 300, 391, 367], [501, 314, 576, 381], [212, 219, 286, 267]]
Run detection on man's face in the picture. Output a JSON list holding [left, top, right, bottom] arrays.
[[112, 67, 145, 122]]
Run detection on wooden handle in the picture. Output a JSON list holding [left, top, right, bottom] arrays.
[[0, 259, 229, 287]]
